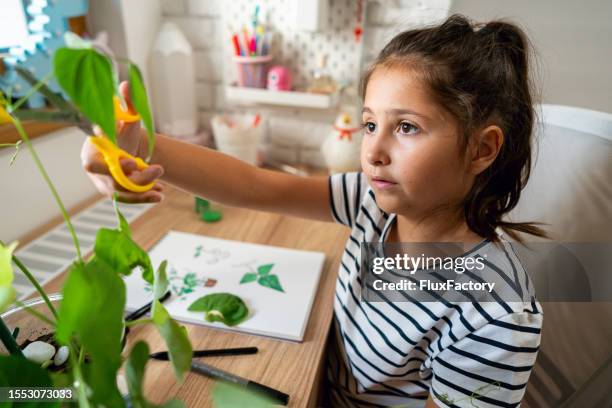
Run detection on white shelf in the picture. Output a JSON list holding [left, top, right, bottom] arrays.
[[225, 86, 338, 109]]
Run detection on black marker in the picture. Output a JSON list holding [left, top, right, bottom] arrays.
[[125, 290, 171, 321], [149, 346, 258, 360], [189, 360, 289, 405]]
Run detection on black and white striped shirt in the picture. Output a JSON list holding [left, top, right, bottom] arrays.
[[326, 172, 542, 408]]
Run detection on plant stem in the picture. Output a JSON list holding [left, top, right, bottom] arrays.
[[10, 116, 83, 262], [14, 301, 56, 327], [0, 318, 24, 357], [68, 343, 91, 408], [125, 318, 153, 327], [10, 252, 58, 320], [10, 72, 53, 112]]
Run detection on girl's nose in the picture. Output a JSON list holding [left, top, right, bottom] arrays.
[[365, 136, 391, 166]]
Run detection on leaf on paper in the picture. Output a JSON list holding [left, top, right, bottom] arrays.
[[188, 293, 248, 326]]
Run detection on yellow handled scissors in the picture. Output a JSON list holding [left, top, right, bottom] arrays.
[[88, 97, 155, 193]]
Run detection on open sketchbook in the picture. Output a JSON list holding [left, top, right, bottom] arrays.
[[123, 230, 326, 341]]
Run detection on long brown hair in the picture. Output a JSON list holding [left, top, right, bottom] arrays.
[[361, 14, 546, 241]]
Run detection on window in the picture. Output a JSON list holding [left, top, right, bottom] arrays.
[[0, 0, 30, 50]]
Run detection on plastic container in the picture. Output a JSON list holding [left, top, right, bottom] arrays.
[[211, 114, 264, 165], [0, 294, 129, 356], [234, 55, 273, 88]]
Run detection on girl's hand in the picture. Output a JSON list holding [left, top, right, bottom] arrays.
[[81, 80, 165, 203]]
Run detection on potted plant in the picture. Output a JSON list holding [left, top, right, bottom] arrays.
[[0, 35, 194, 407]]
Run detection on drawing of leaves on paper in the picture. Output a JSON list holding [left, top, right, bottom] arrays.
[[258, 274, 283, 292], [239, 273, 257, 284], [193, 244, 230, 264], [144, 264, 212, 300], [239, 263, 284, 292], [257, 264, 273, 276], [183, 272, 198, 288]]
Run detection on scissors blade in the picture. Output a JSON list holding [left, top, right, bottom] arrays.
[[75, 116, 95, 135]]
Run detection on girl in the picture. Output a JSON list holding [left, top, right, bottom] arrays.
[[83, 14, 543, 408]]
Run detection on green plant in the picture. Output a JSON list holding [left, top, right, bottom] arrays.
[[0, 37, 192, 407]]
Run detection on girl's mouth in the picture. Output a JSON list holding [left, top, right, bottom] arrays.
[[371, 176, 397, 190]]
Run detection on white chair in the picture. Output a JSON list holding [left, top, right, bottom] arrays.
[[507, 104, 612, 406]]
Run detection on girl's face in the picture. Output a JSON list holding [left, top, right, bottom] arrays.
[[361, 65, 474, 218]]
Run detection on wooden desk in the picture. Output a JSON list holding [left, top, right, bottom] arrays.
[[38, 184, 349, 407]]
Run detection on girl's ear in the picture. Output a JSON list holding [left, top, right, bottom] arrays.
[[469, 125, 504, 175]]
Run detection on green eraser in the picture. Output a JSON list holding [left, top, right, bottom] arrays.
[[201, 209, 222, 223]]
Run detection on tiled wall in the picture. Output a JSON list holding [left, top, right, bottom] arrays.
[[159, 0, 449, 168]]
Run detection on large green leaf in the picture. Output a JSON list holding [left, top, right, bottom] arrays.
[[152, 261, 169, 306], [125, 341, 184, 408], [188, 293, 248, 326], [53, 48, 116, 143], [0, 355, 59, 408], [55, 259, 126, 407], [128, 64, 155, 160], [125, 341, 149, 408], [94, 228, 153, 284], [152, 301, 192, 383]]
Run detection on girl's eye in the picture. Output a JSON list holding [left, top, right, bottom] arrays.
[[397, 121, 419, 135], [363, 122, 376, 134]]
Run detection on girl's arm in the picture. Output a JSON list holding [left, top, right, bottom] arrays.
[[82, 129, 333, 222], [144, 132, 333, 221], [425, 395, 440, 408]]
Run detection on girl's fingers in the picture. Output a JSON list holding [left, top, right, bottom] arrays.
[[88, 170, 164, 204], [120, 158, 138, 173], [82, 141, 111, 176], [84, 159, 112, 176], [114, 190, 164, 204], [119, 160, 164, 185], [119, 81, 136, 113], [101, 174, 163, 203]]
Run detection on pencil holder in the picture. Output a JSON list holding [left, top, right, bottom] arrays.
[[234, 55, 273, 88], [211, 113, 264, 165]]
